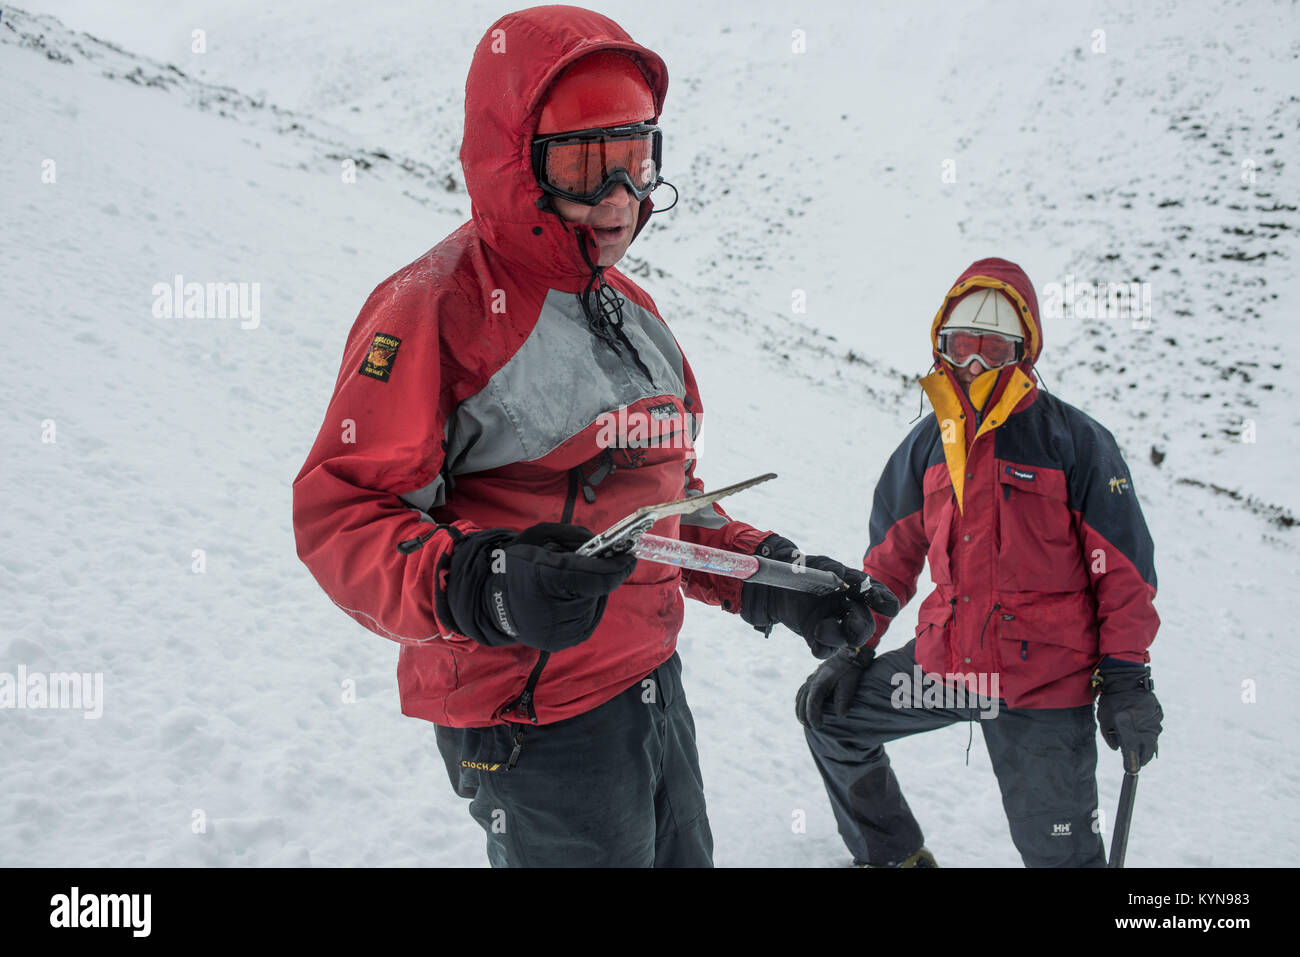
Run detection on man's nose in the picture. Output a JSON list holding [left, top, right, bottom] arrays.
[[968, 358, 986, 376], [600, 184, 635, 207]]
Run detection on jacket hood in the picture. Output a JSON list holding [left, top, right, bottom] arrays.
[[929, 257, 1042, 367], [920, 258, 1042, 512], [460, 5, 669, 283]]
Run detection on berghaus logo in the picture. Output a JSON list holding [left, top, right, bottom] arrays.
[[1005, 466, 1035, 482]]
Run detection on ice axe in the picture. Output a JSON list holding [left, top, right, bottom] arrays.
[[579, 473, 891, 600]]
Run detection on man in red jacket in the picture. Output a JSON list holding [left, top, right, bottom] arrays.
[[292, 5, 886, 867], [796, 258, 1164, 867]]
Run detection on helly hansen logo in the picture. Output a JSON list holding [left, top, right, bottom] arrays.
[[358, 332, 401, 381], [1108, 476, 1131, 494], [1005, 466, 1035, 482], [1052, 822, 1072, 836]]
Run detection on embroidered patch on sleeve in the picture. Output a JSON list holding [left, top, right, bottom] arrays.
[[359, 333, 402, 382]]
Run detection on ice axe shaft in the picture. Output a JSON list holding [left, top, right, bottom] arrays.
[[634, 533, 850, 596], [1107, 769, 1139, 868]]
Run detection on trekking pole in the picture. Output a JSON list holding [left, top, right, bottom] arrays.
[[1107, 768, 1139, 868]]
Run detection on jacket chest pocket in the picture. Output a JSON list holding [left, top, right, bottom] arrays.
[[995, 467, 1088, 593]]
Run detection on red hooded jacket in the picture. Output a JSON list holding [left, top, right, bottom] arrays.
[[292, 6, 769, 728], [861, 258, 1159, 708]]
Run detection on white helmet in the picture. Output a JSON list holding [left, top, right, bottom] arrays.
[[941, 288, 1025, 340]]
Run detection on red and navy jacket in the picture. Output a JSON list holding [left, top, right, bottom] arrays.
[[862, 258, 1159, 708], [292, 7, 770, 729]]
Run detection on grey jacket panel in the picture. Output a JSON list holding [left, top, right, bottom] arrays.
[[444, 288, 688, 478], [680, 486, 730, 529]]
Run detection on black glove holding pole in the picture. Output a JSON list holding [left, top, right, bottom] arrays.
[[740, 534, 899, 658], [1094, 661, 1163, 771], [445, 523, 637, 652]]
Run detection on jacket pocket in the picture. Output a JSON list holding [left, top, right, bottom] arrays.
[[494, 649, 550, 725], [913, 598, 952, 667], [993, 592, 1100, 705], [995, 465, 1087, 593]]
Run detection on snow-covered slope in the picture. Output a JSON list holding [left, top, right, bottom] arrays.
[[2, 0, 1297, 866]]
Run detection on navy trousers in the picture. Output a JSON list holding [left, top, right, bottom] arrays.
[[435, 651, 713, 867], [804, 639, 1106, 867]]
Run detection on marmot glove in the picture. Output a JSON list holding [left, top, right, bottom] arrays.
[[445, 523, 637, 652], [1094, 662, 1163, 771], [796, 644, 875, 730], [740, 534, 899, 658]]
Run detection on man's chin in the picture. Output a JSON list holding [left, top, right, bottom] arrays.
[[596, 241, 633, 268]]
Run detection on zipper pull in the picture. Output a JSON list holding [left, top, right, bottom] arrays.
[[514, 689, 537, 724], [1020, 640, 1028, 660], [588, 458, 614, 486], [507, 729, 525, 770], [580, 450, 616, 504]]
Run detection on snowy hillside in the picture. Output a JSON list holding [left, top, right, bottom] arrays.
[[2, 0, 1298, 867]]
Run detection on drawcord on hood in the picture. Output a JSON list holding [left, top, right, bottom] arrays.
[[575, 228, 658, 388], [909, 360, 941, 424]]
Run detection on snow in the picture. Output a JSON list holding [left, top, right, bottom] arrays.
[[1, 0, 1297, 867]]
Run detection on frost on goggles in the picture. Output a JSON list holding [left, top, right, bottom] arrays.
[[533, 124, 661, 205], [937, 329, 1023, 369]]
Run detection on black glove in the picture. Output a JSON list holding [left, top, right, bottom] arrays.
[[445, 523, 637, 652], [796, 644, 875, 730], [740, 534, 899, 658], [1094, 663, 1163, 771]]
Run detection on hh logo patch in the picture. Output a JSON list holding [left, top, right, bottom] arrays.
[[359, 333, 401, 381], [1005, 465, 1036, 482]]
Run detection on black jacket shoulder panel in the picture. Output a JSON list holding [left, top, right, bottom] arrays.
[[866, 414, 943, 553]]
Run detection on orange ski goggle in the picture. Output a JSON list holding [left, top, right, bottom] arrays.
[[533, 124, 663, 205], [937, 329, 1023, 369]]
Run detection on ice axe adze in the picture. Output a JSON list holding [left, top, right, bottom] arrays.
[[578, 473, 879, 598]]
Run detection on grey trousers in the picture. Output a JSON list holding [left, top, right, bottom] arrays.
[[435, 651, 713, 867], [804, 639, 1106, 867]]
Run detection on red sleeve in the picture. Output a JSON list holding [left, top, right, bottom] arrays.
[[1067, 420, 1159, 662], [292, 275, 478, 645], [860, 424, 938, 648]]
